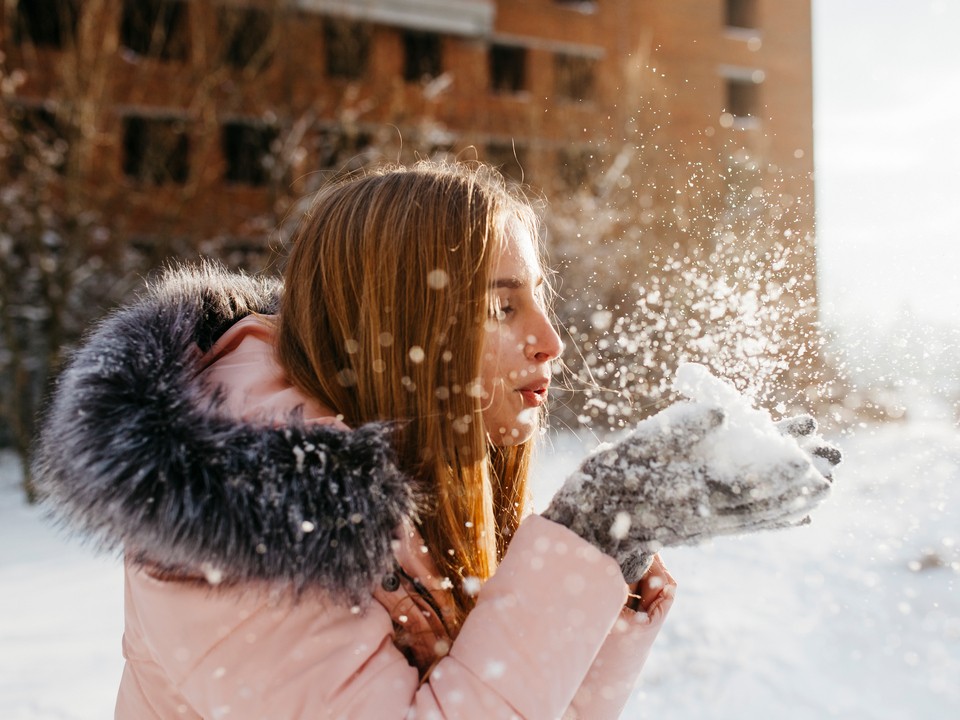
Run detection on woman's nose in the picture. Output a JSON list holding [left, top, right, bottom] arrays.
[[525, 313, 564, 362]]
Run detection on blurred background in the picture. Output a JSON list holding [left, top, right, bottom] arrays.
[[1, 1, 957, 717]]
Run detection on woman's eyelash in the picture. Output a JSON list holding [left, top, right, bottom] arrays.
[[489, 298, 514, 319]]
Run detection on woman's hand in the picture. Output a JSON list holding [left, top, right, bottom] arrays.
[[625, 554, 675, 613], [542, 400, 839, 583], [775, 414, 842, 480]]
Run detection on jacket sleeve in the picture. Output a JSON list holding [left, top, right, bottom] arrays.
[[564, 558, 676, 719], [128, 515, 645, 719]]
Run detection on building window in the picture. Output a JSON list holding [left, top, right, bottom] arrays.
[[403, 31, 442, 83], [12, 0, 79, 48], [218, 6, 273, 69], [726, 0, 759, 30], [725, 77, 761, 120], [554, 53, 596, 101], [222, 121, 278, 187], [122, 116, 190, 185], [325, 19, 371, 80], [6, 105, 68, 174], [490, 45, 527, 94], [120, 0, 190, 61], [557, 147, 594, 190], [486, 141, 528, 183]]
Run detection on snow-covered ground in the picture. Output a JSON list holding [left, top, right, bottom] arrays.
[[1, 398, 958, 718], [0, 451, 125, 719], [534, 401, 960, 719]]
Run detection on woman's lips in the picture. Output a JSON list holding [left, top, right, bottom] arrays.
[[517, 382, 549, 407]]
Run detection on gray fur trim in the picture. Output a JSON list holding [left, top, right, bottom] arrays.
[[31, 262, 414, 601]]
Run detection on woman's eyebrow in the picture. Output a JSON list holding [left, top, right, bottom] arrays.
[[489, 276, 544, 290]]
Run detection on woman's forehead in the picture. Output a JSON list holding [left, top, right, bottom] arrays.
[[494, 220, 540, 278]]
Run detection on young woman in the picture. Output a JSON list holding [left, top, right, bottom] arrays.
[[33, 161, 837, 718]]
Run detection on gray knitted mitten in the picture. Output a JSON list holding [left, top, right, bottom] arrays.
[[542, 401, 839, 583], [775, 414, 842, 480]]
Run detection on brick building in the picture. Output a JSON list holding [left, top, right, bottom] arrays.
[[0, 0, 821, 460], [2, 0, 814, 248]]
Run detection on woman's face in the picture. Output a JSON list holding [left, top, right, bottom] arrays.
[[480, 222, 563, 446]]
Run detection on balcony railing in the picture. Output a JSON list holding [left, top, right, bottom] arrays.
[[295, 0, 495, 36]]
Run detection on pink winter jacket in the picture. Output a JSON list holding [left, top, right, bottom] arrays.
[[111, 315, 675, 718], [30, 267, 675, 718]]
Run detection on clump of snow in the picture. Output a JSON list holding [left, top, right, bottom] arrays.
[[673, 362, 744, 407], [200, 563, 224, 586], [672, 362, 818, 478], [462, 575, 481, 597], [609, 511, 632, 540]]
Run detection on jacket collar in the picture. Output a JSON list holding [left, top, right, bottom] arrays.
[[32, 262, 415, 602]]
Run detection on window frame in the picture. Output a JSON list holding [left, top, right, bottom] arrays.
[[121, 114, 191, 186]]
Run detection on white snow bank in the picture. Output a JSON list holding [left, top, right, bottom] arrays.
[[2, 407, 958, 719], [0, 451, 125, 720], [535, 411, 959, 720]]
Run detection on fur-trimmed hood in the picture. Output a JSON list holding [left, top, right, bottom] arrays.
[[31, 263, 414, 601]]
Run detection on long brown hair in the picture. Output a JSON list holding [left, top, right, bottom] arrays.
[[277, 161, 543, 627]]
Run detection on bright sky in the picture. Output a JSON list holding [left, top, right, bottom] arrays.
[[812, 0, 960, 325]]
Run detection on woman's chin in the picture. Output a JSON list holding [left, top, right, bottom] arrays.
[[486, 413, 539, 446]]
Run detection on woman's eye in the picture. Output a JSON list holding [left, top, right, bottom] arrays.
[[489, 296, 514, 320]]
